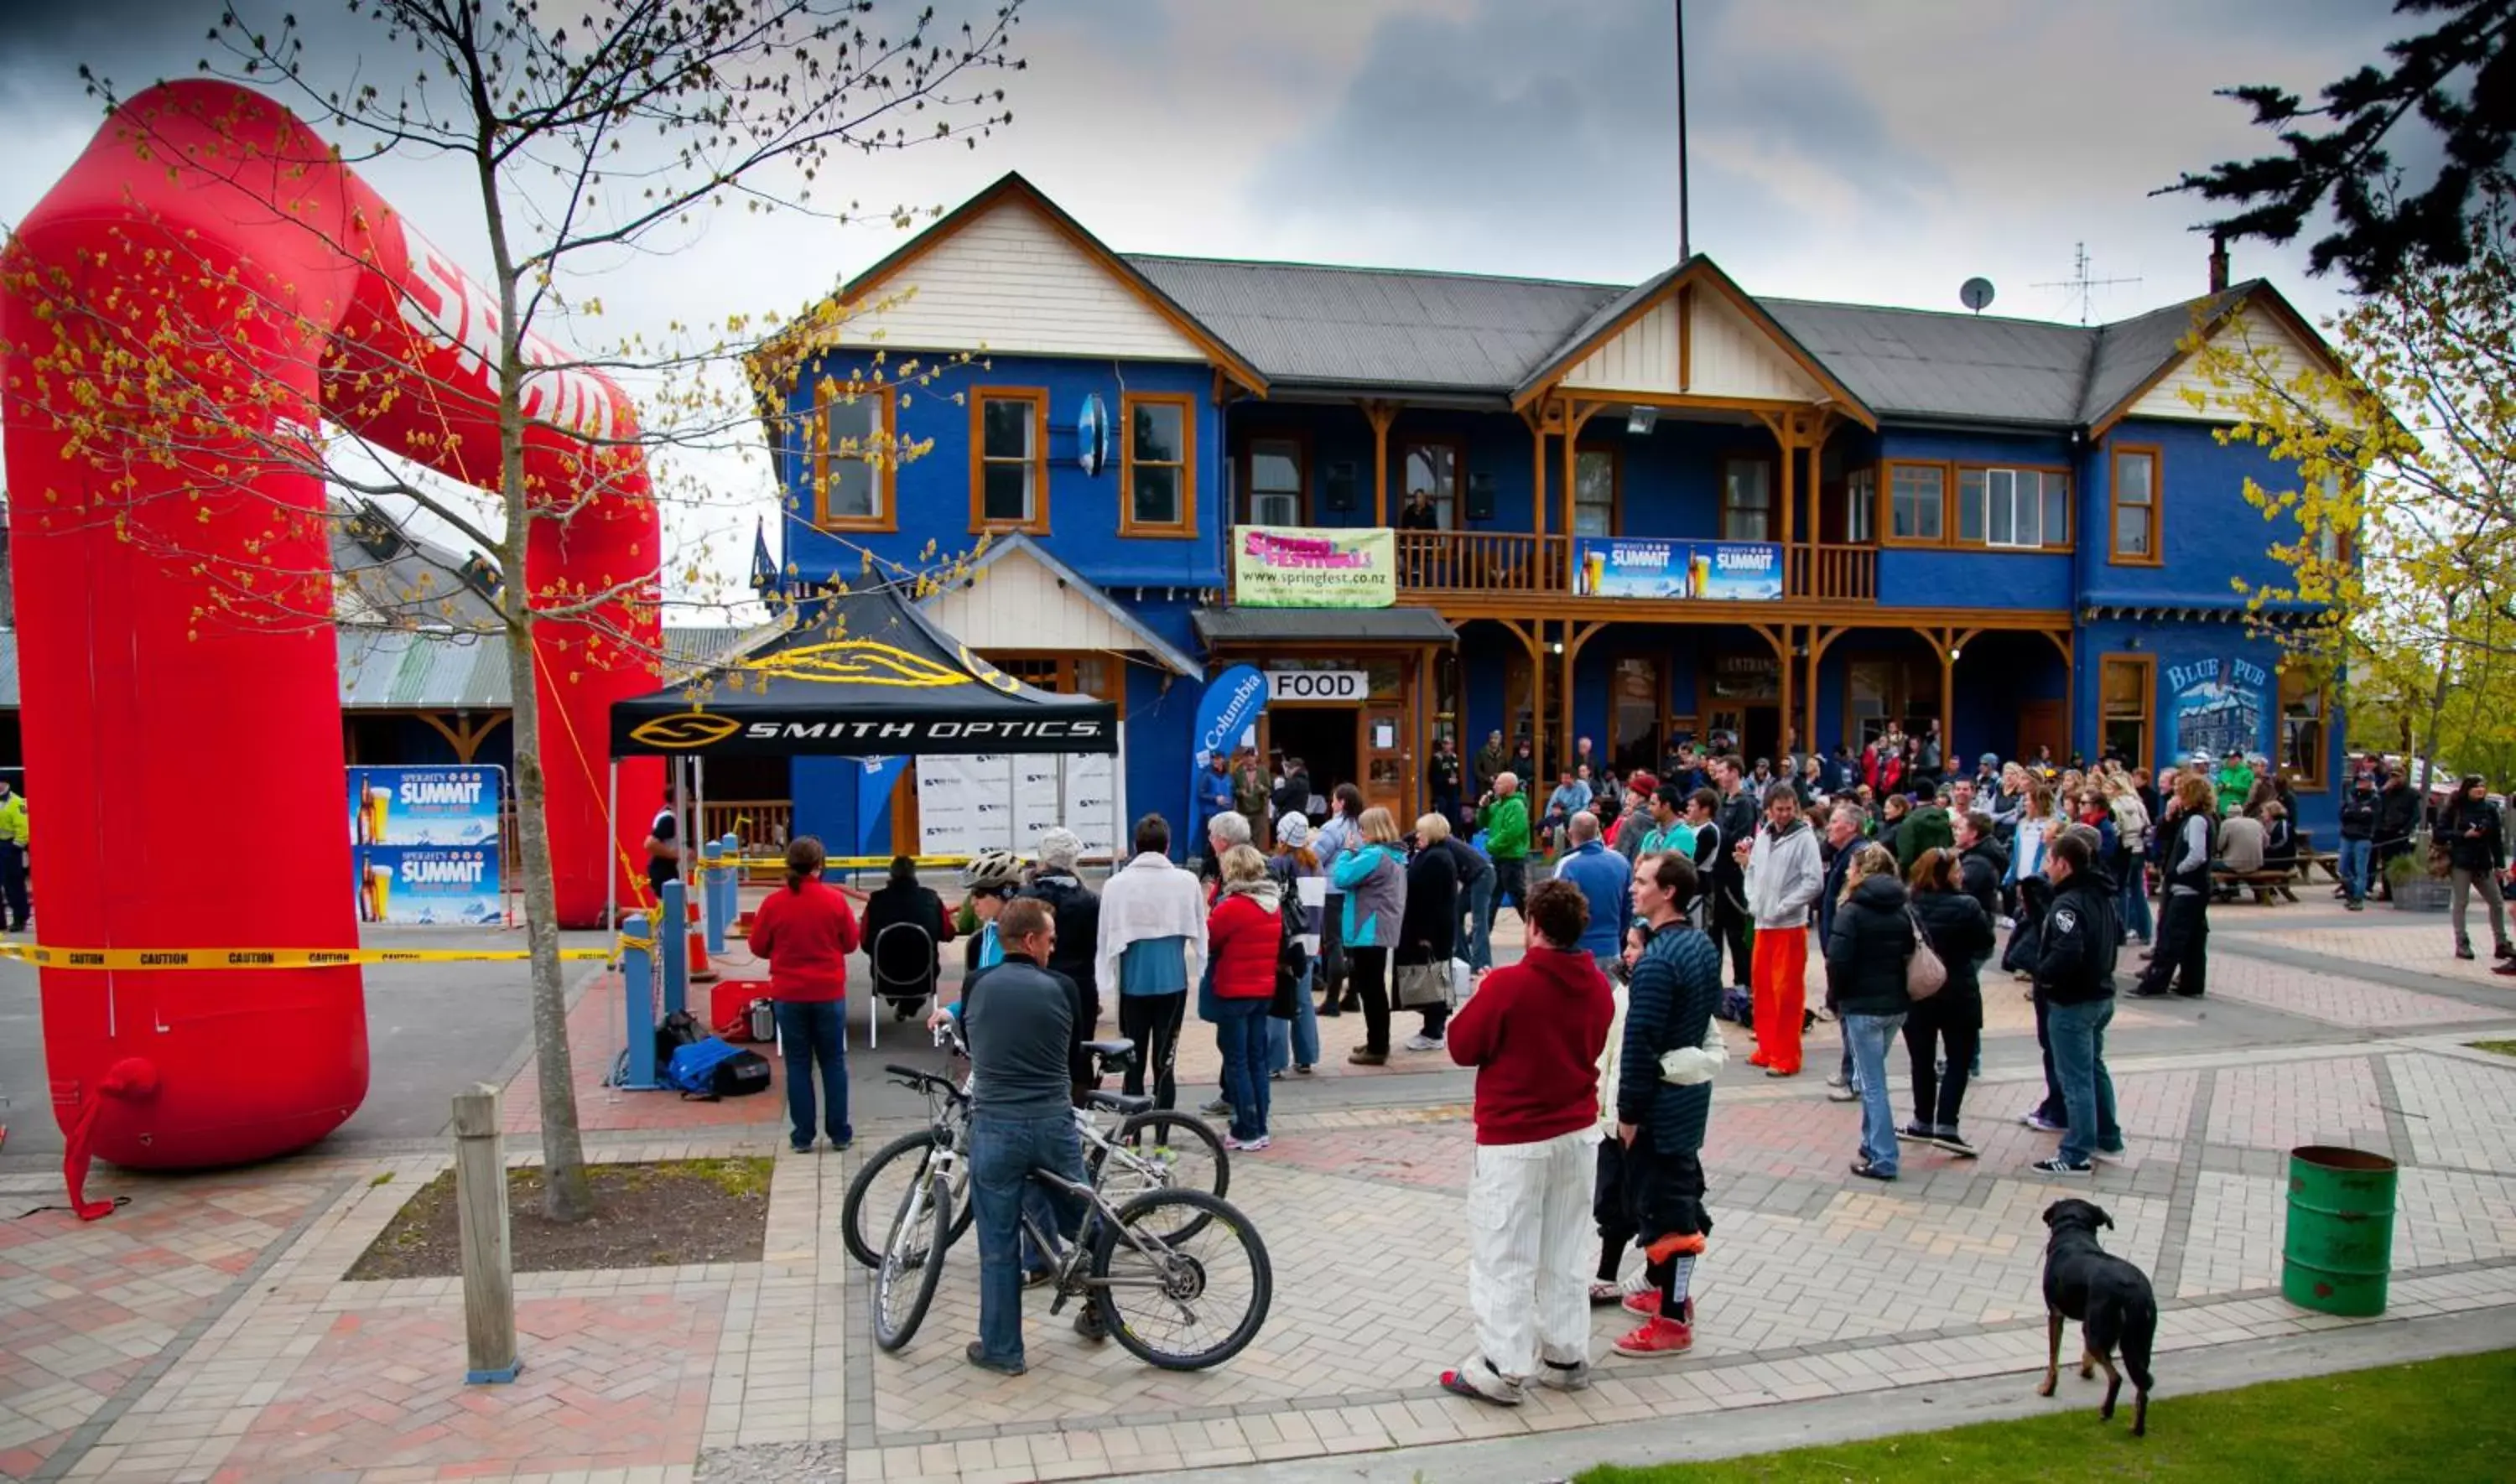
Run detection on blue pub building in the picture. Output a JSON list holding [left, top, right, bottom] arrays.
[[757, 174, 2347, 853]]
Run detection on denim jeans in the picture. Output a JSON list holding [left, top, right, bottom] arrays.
[[1843, 1013, 1906, 1175], [1267, 963, 1321, 1073], [1211, 998, 1271, 1140], [968, 1112, 1089, 1370], [2046, 998, 2122, 1167], [2118, 863, 2154, 942], [1488, 857, 1528, 934], [2339, 838, 2372, 902], [771, 998, 848, 1150], [1463, 869, 1496, 972]]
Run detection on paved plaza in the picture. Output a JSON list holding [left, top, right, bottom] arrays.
[[3, 896, 2514, 1482]]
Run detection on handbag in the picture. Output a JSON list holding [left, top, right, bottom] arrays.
[[1905, 908, 1947, 1000], [1395, 952, 1453, 1009]]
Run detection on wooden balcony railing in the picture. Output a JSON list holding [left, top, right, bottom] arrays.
[[1394, 531, 1570, 596], [1788, 543, 1879, 603]]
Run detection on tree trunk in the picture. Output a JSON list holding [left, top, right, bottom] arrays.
[[501, 587, 595, 1222]]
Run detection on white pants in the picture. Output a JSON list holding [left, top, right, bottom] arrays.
[[1464, 1125, 1601, 1383]]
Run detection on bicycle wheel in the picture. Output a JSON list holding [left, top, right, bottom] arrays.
[[1088, 1111, 1228, 1242], [871, 1164, 950, 1352], [844, 1129, 973, 1269], [1088, 1189, 1271, 1371]]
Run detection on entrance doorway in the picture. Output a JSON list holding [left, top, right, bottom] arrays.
[[1267, 707, 1357, 819]]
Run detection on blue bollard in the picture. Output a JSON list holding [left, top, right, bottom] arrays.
[[620, 912, 661, 1090], [660, 878, 689, 1019], [715, 832, 741, 942], [701, 842, 729, 956]]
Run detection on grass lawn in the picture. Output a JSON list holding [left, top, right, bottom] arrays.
[[2468, 1039, 2516, 1058], [1577, 1349, 2514, 1482]]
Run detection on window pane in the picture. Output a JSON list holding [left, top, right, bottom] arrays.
[[1250, 444, 1301, 496], [1133, 464, 1179, 525], [826, 457, 874, 519], [2041, 474, 2067, 547], [825, 392, 877, 446], [1958, 470, 1986, 542], [2117, 452, 2153, 506], [1133, 403, 1183, 464], [2014, 471, 2042, 547], [1892, 466, 1942, 539], [982, 463, 1032, 523], [1574, 450, 1615, 537], [1986, 471, 2014, 545], [1251, 491, 1299, 526], [1403, 445, 1458, 499], [980, 399, 1032, 460], [1845, 470, 1875, 543], [2113, 505, 2150, 556]]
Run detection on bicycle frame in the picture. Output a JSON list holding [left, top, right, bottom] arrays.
[[1018, 1169, 1204, 1320]]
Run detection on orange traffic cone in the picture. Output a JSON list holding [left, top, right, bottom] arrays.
[[688, 900, 717, 983]]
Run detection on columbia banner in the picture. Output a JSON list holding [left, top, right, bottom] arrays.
[[1230, 526, 1396, 609], [1572, 537, 1784, 600]]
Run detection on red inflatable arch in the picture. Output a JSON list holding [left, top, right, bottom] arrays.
[[1, 80, 661, 1175]]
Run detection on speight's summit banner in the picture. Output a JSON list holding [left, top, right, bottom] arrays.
[[355, 845, 504, 926], [1572, 537, 1784, 601], [1231, 526, 1396, 608], [348, 765, 504, 846]]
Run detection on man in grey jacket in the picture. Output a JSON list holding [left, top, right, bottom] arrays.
[[1740, 782, 1825, 1078]]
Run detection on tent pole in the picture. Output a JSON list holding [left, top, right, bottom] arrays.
[[694, 756, 707, 880], [1005, 759, 1018, 855], [673, 758, 689, 935], [606, 759, 619, 933]]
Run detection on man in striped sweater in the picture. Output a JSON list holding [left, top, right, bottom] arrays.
[[1614, 849, 1725, 1357]]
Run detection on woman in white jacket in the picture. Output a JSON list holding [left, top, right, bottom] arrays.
[[1739, 783, 1825, 1078]]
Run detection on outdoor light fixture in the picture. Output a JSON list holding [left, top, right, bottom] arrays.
[[1950, 646, 1963, 661], [1550, 641, 1565, 656], [1626, 405, 1658, 435]]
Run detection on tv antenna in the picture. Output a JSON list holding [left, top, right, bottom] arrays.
[[1958, 277, 1996, 314], [2035, 243, 2139, 325]]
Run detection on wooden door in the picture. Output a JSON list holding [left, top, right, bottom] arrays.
[[2018, 699, 2067, 765], [1360, 705, 1410, 822]]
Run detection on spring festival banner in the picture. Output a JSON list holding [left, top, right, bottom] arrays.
[[1231, 526, 1396, 608]]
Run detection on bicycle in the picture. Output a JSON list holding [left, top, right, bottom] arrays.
[[843, 1030, 1229, 1268], [870, 1083, 1272, 1370]]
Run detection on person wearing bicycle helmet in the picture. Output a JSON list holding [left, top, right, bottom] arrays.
[[960, 848, 1027, 976]]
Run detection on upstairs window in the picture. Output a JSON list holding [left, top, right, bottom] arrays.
[[1721, 456, 1773, 541], [2110, 445, 2160, 563], [1401, 440, 1463, 529], [1244, 437, 1304, 527], [1842, 467, 1875, 544], [1957, 466, 2072, 550], [1887, 461, 1944, 542], [1574, 448, 1618, 537], [812, 380, 896, 532], [970, 388, 1047, 532], [1121, 392, 1196, 537]]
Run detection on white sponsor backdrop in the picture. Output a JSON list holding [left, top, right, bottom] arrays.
[[916, 735, 1125, 859]]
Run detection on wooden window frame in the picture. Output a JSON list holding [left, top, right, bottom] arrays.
[[1398, 436, 1469, 530], [1880, 459, 1949, 547], [1718, 451, 1777, 542], [2098, 652, 2156, 771], [968, 387, 1050, 535], [2109, 444, 2164, 567], [1607, 652, 1667, 770], [1239, 429, 1311, 527], [1841, 465, 1877, 545], [1120, 391, 1198, 538], [811, 378, 898, 532], [1951, 462, 2076, 554], [1572, 443, 1623, 538], [2278, 662, 2331, 792]]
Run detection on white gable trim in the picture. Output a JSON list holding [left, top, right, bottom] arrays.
[[920, 537, 1200, 678], [1563, 284, 1824, 402], [834, 199, 1209, 363], [2126, 306, 2346, 424]]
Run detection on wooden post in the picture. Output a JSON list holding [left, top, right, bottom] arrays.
[[1527, 409, 1548, 540], [1365, 400, 1399, 527], [453, 1084, 521, 1384]]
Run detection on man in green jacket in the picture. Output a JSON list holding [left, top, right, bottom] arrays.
[[1478, 772, 1531, 932], [2212, 753, 2254, 817], [1894, 798, 1954, 874], [0, 779, 29, 934]]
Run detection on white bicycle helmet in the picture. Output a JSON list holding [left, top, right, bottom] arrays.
[[960, 848, 1026, 893]]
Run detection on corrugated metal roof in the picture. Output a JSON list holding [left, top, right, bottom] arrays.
[[0, 624, 747, 709], [1193, 605, 1458, 647], [2079, 288, 2245, 425], [1127, 255, 1618, 392], [1764, 299, 2097, 426]]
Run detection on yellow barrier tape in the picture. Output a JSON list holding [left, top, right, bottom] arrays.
[[713, 854, 975, 869], [0, 944, 616, 970]]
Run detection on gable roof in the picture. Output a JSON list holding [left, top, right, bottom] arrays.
[[923, 533, 1202, 680], [1760, 300, 2098, 428], [1127, 255, 1616, 394]]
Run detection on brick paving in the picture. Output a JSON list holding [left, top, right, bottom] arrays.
[[3, 905, 2514, 1482]]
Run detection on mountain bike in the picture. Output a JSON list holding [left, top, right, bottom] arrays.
[[843, 1032, 1228, 1268]]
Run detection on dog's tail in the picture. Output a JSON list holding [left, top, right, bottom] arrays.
[[2087, 1287, 2159, 1395]]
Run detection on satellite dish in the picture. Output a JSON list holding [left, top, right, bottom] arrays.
[[1074, 392, 1110, 476], [1960, 277, 1996, 314]]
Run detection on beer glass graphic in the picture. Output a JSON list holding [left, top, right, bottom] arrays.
[[366, 864, 394, 922], [1688, 552, 1713, 599], [361, 786, 392, 844], [1582, 548, 1607, 595]]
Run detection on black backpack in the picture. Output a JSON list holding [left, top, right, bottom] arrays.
[[655, 1009, 701, 1071], [1270, 865, 1311, 1017]]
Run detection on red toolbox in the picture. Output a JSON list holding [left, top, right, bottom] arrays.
[[710, 979, 770, 1041]]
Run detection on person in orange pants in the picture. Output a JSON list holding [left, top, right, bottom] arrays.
[[1739, 783, 1824, 1077]]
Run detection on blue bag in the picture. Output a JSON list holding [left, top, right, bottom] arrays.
[[665, 1036, 772, 1099]]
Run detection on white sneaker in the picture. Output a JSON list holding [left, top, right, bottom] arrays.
[[1222, 1134, 1271, 1152], [1404, 1034, 1447, 1052]]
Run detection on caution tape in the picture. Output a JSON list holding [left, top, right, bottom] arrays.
[[0, 943, 618, 971], [712, 854, 975, 869]]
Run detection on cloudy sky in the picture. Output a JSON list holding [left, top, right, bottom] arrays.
[[0, 0, 2408, 610]]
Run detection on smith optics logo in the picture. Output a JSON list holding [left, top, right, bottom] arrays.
[[630, 712, 742, 750]]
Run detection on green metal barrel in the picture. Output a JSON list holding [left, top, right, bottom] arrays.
[[2283, 1145, 2398, 1317]]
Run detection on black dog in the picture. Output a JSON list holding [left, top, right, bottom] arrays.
[[2037, 1198, 2157, 1435]]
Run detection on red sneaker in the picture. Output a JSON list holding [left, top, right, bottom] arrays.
[[1612, 1315, 1694, 1357], [1622, 1290, 1659, 1318]]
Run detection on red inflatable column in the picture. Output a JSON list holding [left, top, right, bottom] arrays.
[[2, 104, 367, 1167]]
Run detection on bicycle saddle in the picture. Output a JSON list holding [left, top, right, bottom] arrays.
[[1084, 1089, 1155, 1118], [1081, 1037, 1136, 1061]]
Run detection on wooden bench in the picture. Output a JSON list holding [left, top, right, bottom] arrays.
[[2214, 868, 2300, 904], [2297, 851, 2342, 884]]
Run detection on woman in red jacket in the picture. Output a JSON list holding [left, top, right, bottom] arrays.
[[1203, 844, 1284, 1151], [748, 837, 862, 1153]]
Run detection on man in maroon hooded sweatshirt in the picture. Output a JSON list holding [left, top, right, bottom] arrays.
[[1437, 878, 1616, 1404]]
